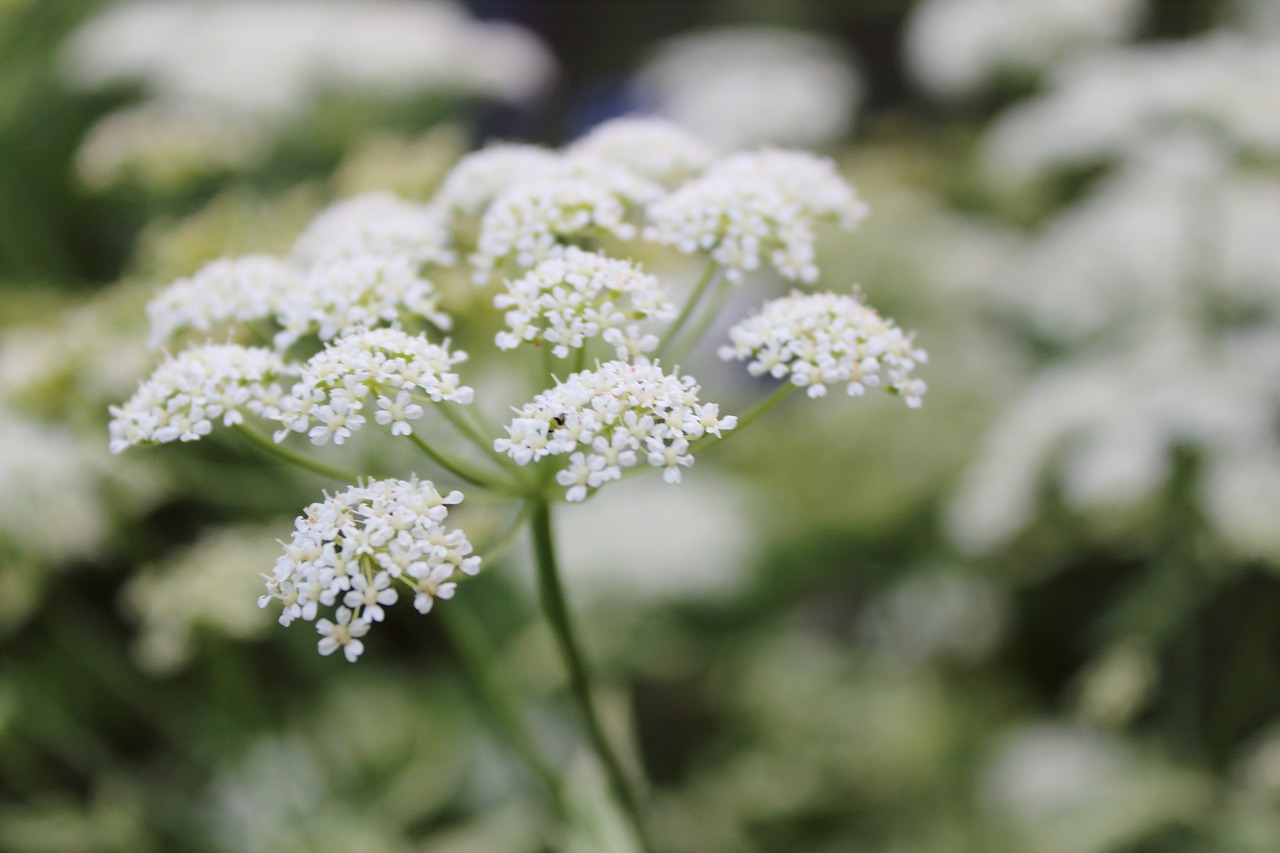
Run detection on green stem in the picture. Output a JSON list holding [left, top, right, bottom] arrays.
[[528, 499, 650, 850], [692, 381, 797, 456], [437, 401, 512, 469], [664, 274, 734, 367], [438, 599, 567, 819], [407, 431, 513, 492], [657, 262, 719, 361], [233, 424, 362, 483]]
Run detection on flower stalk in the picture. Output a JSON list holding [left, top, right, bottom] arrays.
[[528, 497, 650, 850], [233, 423, 363, 482]]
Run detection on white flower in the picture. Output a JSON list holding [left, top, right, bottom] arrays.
[[905, 0, 1143, 100], [316, 606, 370, 662], [644, 149, 868, 283], [274, 327, 472, 445], [124, 525, 280, 673], [567, 115, 716, 184], [720, 290, 927, 404], [62, 0, 555, 119], [633, 26, 862, 149], [290, 192, 454, 267], [74, 103, 267, 192], [342, 571, 398, 622], [470, 163, 662, 282], [982, 35, 1280, 186], [109, 344, 291, 453], [146, 254, 300, 348], [494, 246, 677, 359], [0, 411, 111, 563], [273, 254, 452, 350], [261, 478, 479, 660], [431, 142, 562, 219], [495, 359, 736, 501]]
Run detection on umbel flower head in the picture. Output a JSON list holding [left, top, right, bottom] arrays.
[[494, 246, 677, 359], [644, 148, 868, 283], [719, 290, 928, 404], [109, 344, 290, 453], [468, 159, 662, 282], [431, 142, 563, 220], [259, 477, 480, 662], [273, 254, 453, 350], [290, 192, 455, 267], [495, 358, 737, 501], [567, 115, 716, 184], [146, 255, 300, 348], [274, 327, 474, 445]]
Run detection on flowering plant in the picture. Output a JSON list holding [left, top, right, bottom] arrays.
[[109, 115, 926, 846]]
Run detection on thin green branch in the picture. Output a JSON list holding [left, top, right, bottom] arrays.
[[691, 381, 797, 456], [528, 498, 650, 850], [656, 261, 719, 361], [663, 274, 735, 367], [437, 401, 512, 469], [233, 423, 362, 483], [407, 431, 514, 492]]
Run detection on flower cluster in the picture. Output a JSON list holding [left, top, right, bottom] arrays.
[[432, 143, 562, 220], [719, 291, 928, 404], [147, 255, 300, 348], [259, 478, 480, 662], [73, 103, 267, 192], [106, 113, 929, 668], [494, 247, 677, 359], [644, 149, 868, 283], [567, 115, 716, 184], [273, 254, 452, 350], [274, 328, 473, 445], [469, 162, 661, 282], [290, 192, 454, 267], [109, 344, 289, 453], [495, 359, 736, 501]]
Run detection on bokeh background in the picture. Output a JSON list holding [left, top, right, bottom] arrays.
[[3, 0, 1280, 850]]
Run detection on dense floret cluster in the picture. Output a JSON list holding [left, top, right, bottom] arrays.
[[259, 478, 480, 661]]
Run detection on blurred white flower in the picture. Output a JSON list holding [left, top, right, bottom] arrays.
[[74, 103, 268, 192], [290, 192, 454, 268], [634, 26, 861, 149], [983, 34, 1280, 185], [123, 525, 281, 673], [568, 115, 716, 185], [947, 322, 1280, 555], [979, 723, 1134, 823], [978, 723, 1210, 853], [985, 134, 1280, 344], [862, 568, 1008, 667], [553, 473, 759, 605], [62, 0, 555, 118], [906, 0, 1143, 99], [0, 412, 110, 563], [146, 255, 300, 349], [431, 143, 562, 221]]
